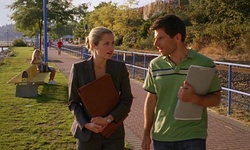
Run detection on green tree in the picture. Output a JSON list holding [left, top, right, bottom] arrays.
[[73, 18, 90, 44], [88, 2, 117, 30], [87, 2, 143, 46], [8, 0, 79, 49], [76, 2, 117, 44], [49, 23, 76, 40], [184, 0, 250, 50], [115, 4, 144, 47]]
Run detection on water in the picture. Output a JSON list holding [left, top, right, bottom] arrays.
[[0, 47, 8, 52], [0, 48, 8, 59]]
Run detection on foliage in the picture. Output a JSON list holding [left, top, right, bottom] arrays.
[[8, 0, 250, 54], [241, 26, 250, 51], [136, 33, 155, 50], [74, 1, 144, 46], [73, 13, 91, 43], [71, 2, 90, 42], [49, 23, 75, 40], [134, 0, 250, 52], [138, 21, 151, 39], [12, 38, 27, 47], [8, 0, 83, 49], [88, 2, 117, 31], [8, 0, 76, 35]]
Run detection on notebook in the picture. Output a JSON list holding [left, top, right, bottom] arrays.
[[77, 74, 126, 137], [78, 74, 119, 117], [174, 65, 217, 120]]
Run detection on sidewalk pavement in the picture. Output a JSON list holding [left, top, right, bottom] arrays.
[[47, 48, 250, 150]]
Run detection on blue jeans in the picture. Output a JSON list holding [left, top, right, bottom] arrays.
[[153, 139, 206, 150]]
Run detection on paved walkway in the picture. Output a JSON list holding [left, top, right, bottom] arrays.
[[47, 48, 250, 150]]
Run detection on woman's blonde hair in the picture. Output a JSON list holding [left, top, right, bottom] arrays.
[[31, 49, 42, 64], [32, 49, 41, 59], [85, 27, 113, 51]]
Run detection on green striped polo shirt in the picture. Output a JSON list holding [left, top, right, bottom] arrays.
[[143, 49, 221, 142]]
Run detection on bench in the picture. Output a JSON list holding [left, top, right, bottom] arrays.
[[7, 64, 49, 97]]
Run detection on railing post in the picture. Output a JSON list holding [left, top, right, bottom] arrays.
[[116, 51, 119, 61], [123, 52, 126, 62], [228, 65, 232, 115], [144, 54, 147, 79], [132, 52, 135, 79]]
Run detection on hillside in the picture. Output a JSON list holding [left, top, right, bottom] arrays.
[[0, 24, 22, 41]]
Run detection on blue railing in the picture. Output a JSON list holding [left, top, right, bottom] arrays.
[[214, 61, 250, 115], [61, 45, 250, 116], [113, 50, 250, 116], [0, 41, 13, 47]]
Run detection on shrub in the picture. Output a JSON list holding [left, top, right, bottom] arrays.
[[12, 39, 27, 47]]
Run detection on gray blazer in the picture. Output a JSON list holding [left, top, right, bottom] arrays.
[[68, 57, 133, 142]]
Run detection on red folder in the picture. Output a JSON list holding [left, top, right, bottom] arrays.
[[78, 74, 126, 138]]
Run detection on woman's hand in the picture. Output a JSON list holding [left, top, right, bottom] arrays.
[[91, 116, 109, 126], [84, 116, 110, 133], [85, 122, 107, 133]]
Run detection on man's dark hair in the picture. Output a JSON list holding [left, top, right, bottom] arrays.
[[150, 15, 186, 42]]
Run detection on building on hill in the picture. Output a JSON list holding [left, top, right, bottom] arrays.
[[139, 0, 190, 20], [0, 24, 22, 41]]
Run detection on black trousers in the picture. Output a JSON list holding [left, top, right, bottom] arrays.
[[76, 133, 124, 150]]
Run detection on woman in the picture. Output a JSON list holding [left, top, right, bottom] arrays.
[[68, 27, 133, 150], [30, 49, 56, 84]]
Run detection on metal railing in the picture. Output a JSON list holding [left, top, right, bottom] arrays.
[[0, 41, 13, 47], [113, 50, 250, 116], [61, 45, 250, 116], [214, 61, 250, 115]]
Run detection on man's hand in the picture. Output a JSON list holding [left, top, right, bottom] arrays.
[[178, 81, 197, 103], [142, 134, 151, 150]]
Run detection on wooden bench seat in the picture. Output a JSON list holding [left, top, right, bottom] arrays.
[[7, 64, 49, 97]]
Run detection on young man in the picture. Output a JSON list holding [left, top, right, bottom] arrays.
[[142, 15, 221, 150]]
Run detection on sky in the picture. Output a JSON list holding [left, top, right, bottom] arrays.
[[0, 0, 153, 27]]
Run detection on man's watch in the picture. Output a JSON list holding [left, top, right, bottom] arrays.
[[106, 116, 112, 124]]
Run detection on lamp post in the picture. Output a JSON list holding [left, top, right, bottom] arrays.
[[6, 31, 9, 47], [43, 0, 48, 64], [35, 31, 39, 49]]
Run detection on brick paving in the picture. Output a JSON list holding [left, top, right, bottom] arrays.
[[47, 48, 250, 150]]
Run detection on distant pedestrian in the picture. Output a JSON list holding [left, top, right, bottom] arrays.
[[57, 39, 63, 55], [82, 46, 90, 60], [82, 37, 91, 60], [48, 40, 52, 50]]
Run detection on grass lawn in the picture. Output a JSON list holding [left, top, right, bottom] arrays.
[[0, 47, 132, 150], [0, 47, 79, 149]]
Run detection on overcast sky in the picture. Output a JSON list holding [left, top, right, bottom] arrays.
[[0, 0, 153, 26]]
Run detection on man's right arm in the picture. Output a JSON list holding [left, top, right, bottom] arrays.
[[142, 92, 157, 150]]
